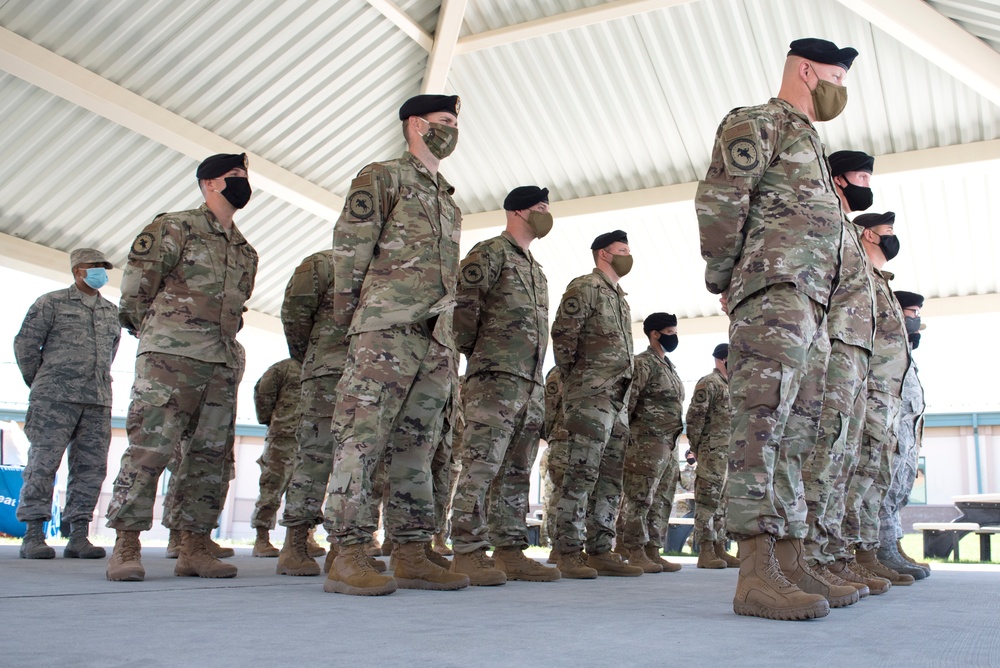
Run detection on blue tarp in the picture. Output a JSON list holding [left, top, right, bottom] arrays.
[[0, 465, 59, 538]]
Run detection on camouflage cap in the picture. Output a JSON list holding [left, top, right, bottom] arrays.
[[196, 153, 249, 180], [70, 248, 112, 269]]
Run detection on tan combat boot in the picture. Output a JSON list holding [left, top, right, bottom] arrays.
[[323, 542, 339, 574], [855, 547, 914, 586], [451, 548, 507, 586], [714, 541, 740, 568], [392, 541, 470, 590], [20, 520, 55, 559], [306, 527, 327, 557], [252, 527, 280, 558], [493, 547, 561, 582], [324, 543, 397, 596], [557, 550, 598, 579], [627, 547, 663, 574], [165, 529, 181, 559], [276, 525, 321, 576], [424, 542, 452, 569], [106, 530, 145, 582], [366, 534, 383, 557], [206, 535, 235, 558], [433, 532, 454, 556], [326, 539, 384, 574], [381, 541, 395, 557], [829, 559, 890, 595], [175, 531, 237, 578], [64, 522, 106, 559], [816, 563, 869, 598], [897, 539, 931, 571], [587, 551, 644, 577], [645, 545, 681, 572], [547, 548, 559, 564], [697, 541, 726, 569], [774, 538, 858, 608], [732, 534, 830, 620]]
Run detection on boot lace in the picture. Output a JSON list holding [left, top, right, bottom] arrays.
[[763, 542, 795, 587], [120, 534, 141, 562]]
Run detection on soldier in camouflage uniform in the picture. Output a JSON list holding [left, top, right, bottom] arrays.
[[105, 153, 257, 582], [696, 38, 862, 620], [250, 357, 302, 557], [551, 229, 638, 579], [877, 291, 929, 578], [687, 343, 737, 569], [14, 248, 120, 560], [616, 313, 684, 574], [542, 367, 566, 560], [839, 212, 915, 587], [449, 185, 559, 585], [323, 94, 469, 596]]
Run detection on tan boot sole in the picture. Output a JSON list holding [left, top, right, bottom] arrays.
[[276, 561, 320, 576], [106, 567, 145, 582], [323, 577, 397, 596], [175, 564, 237, 578], [252, 547, 280, 558], [394, 575, 470, 590], [733, 598, 830, 621]]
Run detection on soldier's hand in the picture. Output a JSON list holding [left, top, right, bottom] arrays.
[[719, 291, 728, 313]]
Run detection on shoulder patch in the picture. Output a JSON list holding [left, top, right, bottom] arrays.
[[562, 296, 581, 315], [462, 262, 485, 285], [131, 232, 156, 256], [290, 265, 314, 297], [348, 190, 375, 220], [726, 138, 760, 172], [351, 172, 372, 189], [722, 121, 754, 142], [694, 389, 708, 403]]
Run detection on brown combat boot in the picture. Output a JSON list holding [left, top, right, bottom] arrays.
[[392, 541, 470, 590], [165, 529, 180, 559], [451, 548, 507, 586], [557, 550, 598, 579], [64, 522, 106, 559], [627, 547, 663, 573], [897, 539, 931, 571], [646, 545, 681, 572], [381, 541, 395, 557], [493, 547, 561, 582], [732, 534, 830, 620], [697, 541, 726, 569], [774, 538, 858, 608], [816, 563, 869, 598], [19, 520, 55, 559], [587, 551, 644, 577], [855, 547, 914, 586], [425, 542, 452, 569], [547, 548, 558, 564], [175, 531, 237, 578], [276, 525, 321, 576], [306, 528, 327, 557], [433, 532, 454, 556], [323, 542, 339, 573], [106, 530, 145, 582], [206, 535, 234, 558], [324, 543, 397, 596], [252, 527, 280, 558], [829, 559, 891, 595], [714, 541, 740, 568]]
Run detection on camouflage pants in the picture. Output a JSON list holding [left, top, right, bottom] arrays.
[[543, 439, 567, 547], [280, 374, 339, 529], [617, 434, 674, 549], [450, 373, 544, 553], [648, 451, 679, 549], [879, 412, 923, 543], [250, 436, 297, 529], [554, 383, 629, 555], [430, 401, 455, 535], [726, 284, 828, 540], [842, 390, 901, 551], [161, 429, 235, 530], [693, 441, 729, 544], [106, 353, 239, 533], [803, 339, 870, 565], [325, 326, 453, 547], [17, 400, 111, 524]]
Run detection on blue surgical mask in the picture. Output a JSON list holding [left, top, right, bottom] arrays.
[[83, 268, 108, 290]]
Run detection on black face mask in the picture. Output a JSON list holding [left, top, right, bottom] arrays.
[[904, 316, 921, 335], [909, 332, 921, 350], [222, 176, 252, 209], [686, 457, 696, 466], [842, 182, 873, 211], [659, 333, 678, 353], [875, 233, 900, 262]]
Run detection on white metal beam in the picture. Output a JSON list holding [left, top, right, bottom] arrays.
[[366, 0, 434, 52], [836, 0, 1000, 108], [421, 0, 469, 93], [0, 27, 344, 223], [455, 0, 698, 54]]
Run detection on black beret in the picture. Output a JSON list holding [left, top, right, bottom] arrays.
[[788, 38, 859, 70], [591, 230, 628, 250], [398, 94, 461, 120], [196, 153, 248, 180], [828, 150, 874, 177], [853, 211, 895, 229], [643, 312, 677, 335], [712, 343, 729, 360], [504, 186, 549, 211], [895, 291, 924, 309]]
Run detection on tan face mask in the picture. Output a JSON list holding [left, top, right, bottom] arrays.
[[608, 252, 633, 278], [810, 75, 848, 122], [524, 210, 553, 239]]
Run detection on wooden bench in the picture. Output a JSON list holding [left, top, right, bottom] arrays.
[[913, 522, 980, 561]]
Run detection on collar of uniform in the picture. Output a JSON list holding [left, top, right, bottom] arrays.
[[500, 230, 534, 261], [67, 282, 85, 300], [713, 367, 727, 381], [198, 203, 247, 243], [876, 268, 894, 281], [590, 268, 627, 296], [402, 151, 455, 195], [770, 97, 813, 125], [645, 345, 670, 366]]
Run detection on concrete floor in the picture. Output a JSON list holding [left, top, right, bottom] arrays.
[[1, 544, 998, 667]]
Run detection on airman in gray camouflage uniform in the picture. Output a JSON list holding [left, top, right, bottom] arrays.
[[14, 248, 120, 560], [551, 230, 637, 579], [250, 357, 302, 557], [449, 185, 559, 585], [105, 153, 257, 582], [696, 38, 862, 619], [323, 95, 469, 596]]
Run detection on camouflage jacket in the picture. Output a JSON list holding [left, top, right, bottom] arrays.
[[828, 221, 876, 351], [551, 269, 633, 401], [685, 368, 730, 458], [542, 367, 564, 442], [119, 204, 258, 368], [332, 152, 462, 345], [253, 357, 302, 439], [281, 250, 348, 381], [899, 360, 925, 451], [454, 231, 548, 384], [14, 284, 120, 406], [867, 268, 910, 398], [696, 98, 842, 311], [626, 348, 685, 445]]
